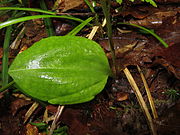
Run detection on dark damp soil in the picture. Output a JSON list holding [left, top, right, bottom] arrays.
[[0, 0, 180, 135]]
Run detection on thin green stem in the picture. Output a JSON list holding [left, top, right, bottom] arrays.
[[100, 0, 116, 77], [0, 7, 56, 15], [67, 17, 93, 36], [84, 0, 99, 26], [0, 15, 86, 29], [40, 0, 55, 36], [84, 0, 95, 13], [0, 81, 15, 92], [118, 22, 169, 48], [2, 25, 12, 86]]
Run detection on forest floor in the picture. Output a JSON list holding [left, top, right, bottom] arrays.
[[0, 0, 180, 135]]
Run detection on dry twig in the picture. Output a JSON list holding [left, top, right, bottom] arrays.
[[137, 65, 158, 119], [123, 67, 157, 135]]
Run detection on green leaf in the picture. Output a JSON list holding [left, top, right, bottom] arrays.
[[116, 0, 123, 4], [53, 126, 68, 133], [29, 122, 48, 131], [9, 36, 110, 105], [141, 0, 157, 7], [116, 0, 157, 7]]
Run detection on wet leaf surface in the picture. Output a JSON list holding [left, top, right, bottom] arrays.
[[9, 36, 110, 105]]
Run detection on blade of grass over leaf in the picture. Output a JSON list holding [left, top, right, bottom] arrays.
[[0, 81, 15, 92], [0, 7, 56, 15], [2, 25, 12, 86], [67, 17, 93, 36], [39, 0, 55, 36], [0, 15, 86, 29], [118, 22, 168, 48]]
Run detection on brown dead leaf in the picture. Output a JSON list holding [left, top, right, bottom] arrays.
[[106, 41, 138, 58], [62, 0, 84, 12], [156, 15, 180, 46], [20, 22, 47, 49], [46, 105, 58, 113], [116, 92, 129, 101], [99, 33, 147, 60], [12, 93, 32, 101], [155, 0, 180, 3], [26, 123, 39, 135], [0, 93, 3, 99], [129, 11, 178, 27], [153, 43, 180, 79], [0, 90, 8, 99], [99, 33, 147, 52], [61, 108, 90, 134], [158, 44, 180, 68], [117, 5, 179, 27], [0, 47, 16, 59], [10, 98, 32, 116]]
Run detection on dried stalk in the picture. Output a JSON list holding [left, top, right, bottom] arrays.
[[137, 65, 158, 119], [24, 102, 39, 123], [48, 105, 65, 135], [123, 67, 157, 135]]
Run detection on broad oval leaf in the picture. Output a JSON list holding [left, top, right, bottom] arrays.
[[9, 36, 110, 105]]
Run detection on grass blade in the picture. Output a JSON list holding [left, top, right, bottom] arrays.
[[84, 0, 99, 26], [67, 17, 93, 36], [2, 25, 12, 86], [0, 7, 56, 15], [0, 15, 85, 29], [0, 81, 15, 92], [118, 22, 169, 48], [84, 0, 95, 13], [39, 0, 55, 36]]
